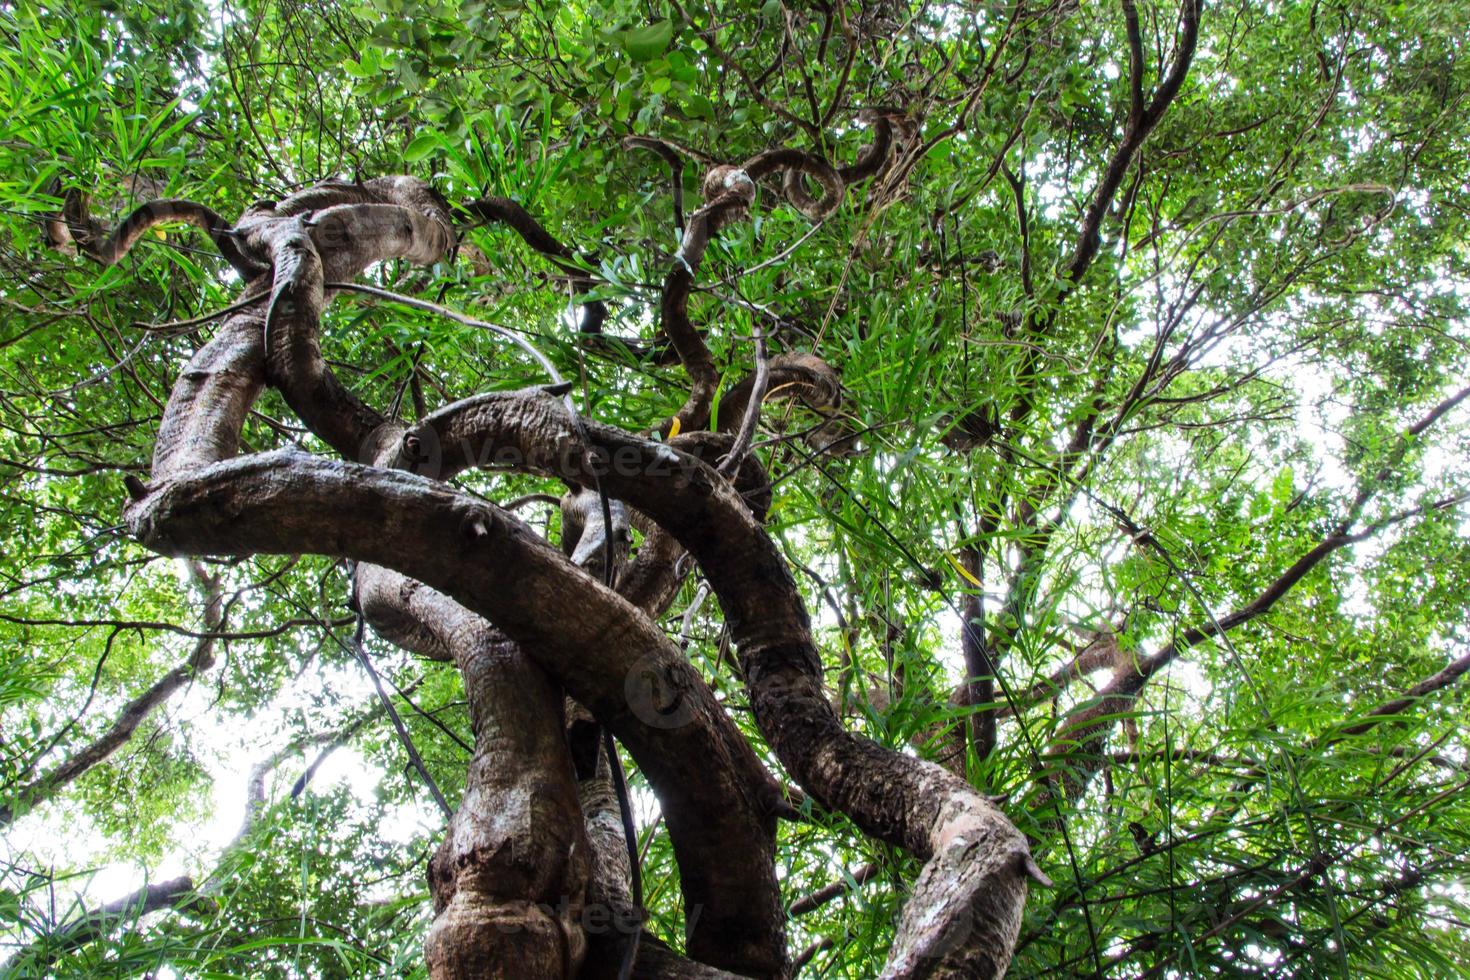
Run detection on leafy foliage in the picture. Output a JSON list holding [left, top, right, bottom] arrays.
[[1, 0, 1468, 976]]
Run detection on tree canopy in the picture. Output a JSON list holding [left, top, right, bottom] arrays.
[[1, 0, 1468, 976]]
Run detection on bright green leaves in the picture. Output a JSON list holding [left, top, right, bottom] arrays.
[[620, 18, 673, 62], [601, 22, 695, 127], [342, 45, 381, 79], [682, 91, 716, 119], [401, 131, 441, 163], [2, 1, 1469, 978]]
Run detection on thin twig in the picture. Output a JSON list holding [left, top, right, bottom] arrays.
[[719, 324, 768, 475], [325, 280, 565, 388]]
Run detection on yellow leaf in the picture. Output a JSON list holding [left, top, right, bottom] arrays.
[[944, 551, 981, 588]]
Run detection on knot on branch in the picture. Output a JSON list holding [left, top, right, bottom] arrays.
[[679, 165, 759, 254], [700, 165, 756, 201]]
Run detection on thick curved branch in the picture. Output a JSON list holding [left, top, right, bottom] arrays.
[[837, 111, 902, 185], [743, 148, 843, 221], [245, 177, 782, 976], [251, 175, 453, 221], [150, 312, 267, 480], [617, 129, 888, 439], [615, 519, 690, 619], [395, 388, 1040, 976], [126, 451, 788, 977], [656, 147, 848, 436], [371, 579, 591, 976], [717, 351, 843, 436], [260, 220, 385, 456], [355, 495, 593, 975], [121, 161, 975, 974], [149, 177, 454, 479], [605, 429, 776, 627], [258, 193, 455, 457], [125, 173, 790, 976], [46, 184, 267, 279], [659, 165, 759, 434]]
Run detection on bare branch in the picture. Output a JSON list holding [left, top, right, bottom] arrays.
[[1065, 0, 1201, 284], [1338, 648, 1470, 738]]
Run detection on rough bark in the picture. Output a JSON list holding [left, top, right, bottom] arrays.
[[102, 163, 1036, 977], [397, 389, 1043, 975], [122, 175, 790, 977], [130, 379, 1039, 975], [357, 565, 592, 978], [128, 449, 789, 974]]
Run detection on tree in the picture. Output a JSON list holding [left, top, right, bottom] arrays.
[[1, 0, 1467, 976]]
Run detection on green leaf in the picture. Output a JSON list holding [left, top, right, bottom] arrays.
[[683, 92, 715, 119], [402, 132, 440, 162], [621, 19, 672, 62]]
